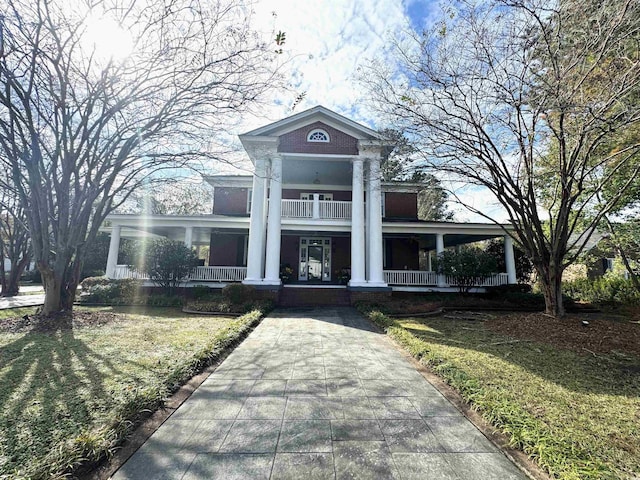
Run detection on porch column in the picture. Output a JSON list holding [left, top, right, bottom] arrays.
[[366, 157, 387, 287], [504, 235, 517, 284], [349, 157, 367, 286], [184, 226, 193, 249], [106, 224, 121, 278], [427, 251, 432, 271], [244, 158, 268, 284], [264, 156, 283, 285], [436, 233, 447, 287]]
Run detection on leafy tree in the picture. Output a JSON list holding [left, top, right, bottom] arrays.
[[435, 247, 499, 294], [485, 239, 534, 284], [135, 238, 198, 294], [380, 129, 453, 221], [362, 0, 640, 316], [0, 0, 283, 315]]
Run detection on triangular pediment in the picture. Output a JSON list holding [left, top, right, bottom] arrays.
[[241, 105, 384, 140]]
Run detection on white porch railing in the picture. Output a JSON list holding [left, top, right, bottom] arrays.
[[384, 270, 438, 285], [384, 270, 510, 287], [112, 265, 247, 282], [281, 199, 313, 218], [319, 200, 351, 219], [281, 199, 352, 220], [189, 266, 247, 282], [113, 265, 149, 280]]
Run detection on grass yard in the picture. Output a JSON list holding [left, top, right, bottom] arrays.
[[364, 309, 640, 480], [0, 306, 262, 479]]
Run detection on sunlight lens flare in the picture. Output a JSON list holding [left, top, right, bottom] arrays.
[[82, 12, 134, 62]]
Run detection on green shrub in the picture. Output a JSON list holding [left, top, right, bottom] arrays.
[[80, 276, 111, 289], [80, 278, 142, 304], [190, 286, 214, 299], [135, 238, 199, 293], [21, 268, 42, 284], [434, 247, 499, 293], [485, 284, 532, 297], [222, 284, 256, 304], [563, 276, 640, 305]]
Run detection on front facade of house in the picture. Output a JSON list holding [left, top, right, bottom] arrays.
[[104, 106, 518, 292]]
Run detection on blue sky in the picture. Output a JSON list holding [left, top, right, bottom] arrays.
[[231, 0, 505, 222]]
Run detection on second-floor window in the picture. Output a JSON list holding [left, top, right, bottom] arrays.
[[246, 188, 252, 214]]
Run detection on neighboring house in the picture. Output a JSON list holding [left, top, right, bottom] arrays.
[[104, 106, 518, 295]]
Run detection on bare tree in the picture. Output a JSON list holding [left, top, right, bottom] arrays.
[[0, 182, 31, 296], [0, 0, 283, 315], [362, 0, 640, 316]]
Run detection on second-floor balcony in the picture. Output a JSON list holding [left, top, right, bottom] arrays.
[[281, 199, 352, 220]]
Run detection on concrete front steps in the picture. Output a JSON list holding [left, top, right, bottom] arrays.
[[279, 286, 351, 307]]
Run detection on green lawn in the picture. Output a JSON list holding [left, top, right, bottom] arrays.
[[0, 306, 262, 479], [364, 310, 640, 480]]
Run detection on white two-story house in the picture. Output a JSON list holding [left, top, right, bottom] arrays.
[[104, 106, 518, 300]]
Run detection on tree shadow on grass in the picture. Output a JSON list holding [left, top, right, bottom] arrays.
[[0, 316, 147, 477], [400, 317, 640, 398]]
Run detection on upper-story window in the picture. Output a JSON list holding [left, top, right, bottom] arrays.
[[307, 129, 330, 142]]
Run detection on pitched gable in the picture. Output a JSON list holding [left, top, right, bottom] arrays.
[[277, 121, 358, 155]]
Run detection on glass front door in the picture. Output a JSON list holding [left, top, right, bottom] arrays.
[[298, 237, 331, 281]]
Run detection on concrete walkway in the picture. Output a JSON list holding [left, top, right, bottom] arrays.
[[113, 307, 526, 479], [0, 292, 44, 309]]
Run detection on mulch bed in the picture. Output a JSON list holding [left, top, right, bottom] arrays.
[[0, 311, 119, 334], [485, 313, 640, 357]]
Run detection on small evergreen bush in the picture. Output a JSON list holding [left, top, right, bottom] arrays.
[[222, 284, 256, 304]]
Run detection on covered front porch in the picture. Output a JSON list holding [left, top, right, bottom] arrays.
[[104, 216, 518, 290]]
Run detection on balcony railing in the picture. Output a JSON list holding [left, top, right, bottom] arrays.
[[112, 265, 247, 282], [281, 199, 352, 220]]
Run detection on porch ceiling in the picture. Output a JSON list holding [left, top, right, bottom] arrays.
[[281, 157, 352, 186]]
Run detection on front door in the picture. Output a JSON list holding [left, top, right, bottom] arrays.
[[298, 237, 331, 282]]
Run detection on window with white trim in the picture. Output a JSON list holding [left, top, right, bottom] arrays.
[[307, 129, 330, 142], [246, 188, 252, 214]]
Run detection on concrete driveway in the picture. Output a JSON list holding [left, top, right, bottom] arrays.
[[113, 307, 525, 479]]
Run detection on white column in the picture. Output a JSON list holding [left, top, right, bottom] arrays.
[[106, 225, 121, 278], [264, 156, 283, 285], [312, 193, 320, 219], [243, 158, 267, 284], [349, 158, 367, 286], [184, 226, 193, 248], [436, 233, 447, 287], [367, 157, 387, 287], [427, 251, 432, 271], [504, 235, 517, 284], [365, 168, 371, 281]]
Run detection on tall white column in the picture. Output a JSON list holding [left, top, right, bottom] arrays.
[[349, 158, 367, 286], [106, 225, 121, 278], [365, 168, 371, 281], [367, 157, 387, 287], [184, 226, 193, 248], [264, 156, 283, 285], [504, 235, 517, 284], [436, 233, 447, 287], [243, 158, 268, 284]]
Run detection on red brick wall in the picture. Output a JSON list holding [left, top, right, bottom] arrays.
[[213, 187, 249, 215], [332, 237, 351, 275], [386, 238, 419, 270], [384, 192, 418, 219], [209, 233, 245, 266], [281, 236, 299, 278], [278, 121, 358, 155]]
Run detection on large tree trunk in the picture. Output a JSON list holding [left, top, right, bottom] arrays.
[[39, 260, 81, 315], [0, 256, 30, 297], [537, 263, 565, 317]]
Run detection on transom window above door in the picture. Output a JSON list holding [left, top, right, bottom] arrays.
[[300, 193, 333, 201]]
